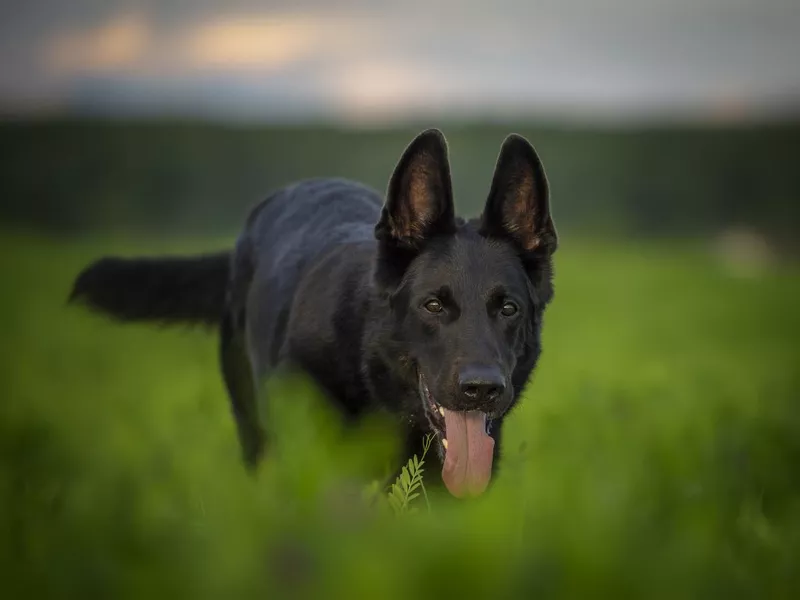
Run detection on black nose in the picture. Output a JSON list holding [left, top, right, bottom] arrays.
[[458, 365, 507, 407]]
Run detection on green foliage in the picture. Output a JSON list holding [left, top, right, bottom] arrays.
[[386, 433, 434, 515], [0, 231, 799, 598], [0, 120, 798, 244]]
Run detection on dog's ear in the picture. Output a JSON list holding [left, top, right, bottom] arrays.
[[479, 134, 557, 254], [375, 128, 456, 247]]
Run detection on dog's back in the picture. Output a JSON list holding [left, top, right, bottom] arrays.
[[241, 177, 382, 276], [229, 177, 384, 380]]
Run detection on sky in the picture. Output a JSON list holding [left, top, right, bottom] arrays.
[[2, 0, 799, 124]]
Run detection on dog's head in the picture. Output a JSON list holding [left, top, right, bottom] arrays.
[[373, 129, 558, 497]]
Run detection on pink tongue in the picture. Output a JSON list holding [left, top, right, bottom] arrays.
[[441, 409, 495, 498]]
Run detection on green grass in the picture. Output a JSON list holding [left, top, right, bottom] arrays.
[[1, 231, 798, 599]]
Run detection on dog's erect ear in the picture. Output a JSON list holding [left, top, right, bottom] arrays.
[[375, 129, 456, 247], [479, 134, 557, 254]]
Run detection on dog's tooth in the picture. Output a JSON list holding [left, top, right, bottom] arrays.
[[439, 406, 445, 417], [442, 438, 448, 449]]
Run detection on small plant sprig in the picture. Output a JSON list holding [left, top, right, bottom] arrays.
[[386, 433, 435, 515]]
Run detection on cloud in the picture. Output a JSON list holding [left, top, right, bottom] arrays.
[[177, 14, 366, 72], [323, 61, 447, 121], [44, 11, 150, 73]]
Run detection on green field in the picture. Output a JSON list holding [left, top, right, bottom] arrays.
[[1, 231, 798, 599]]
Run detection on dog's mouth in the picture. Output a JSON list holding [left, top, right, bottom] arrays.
[[418, 374, 495, 498]]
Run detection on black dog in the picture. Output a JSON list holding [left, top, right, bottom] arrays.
[[71, 129, 558, 498]]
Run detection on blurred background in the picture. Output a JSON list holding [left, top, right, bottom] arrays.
[[1, 0, 798, 249], [1, 1, 799, 597]]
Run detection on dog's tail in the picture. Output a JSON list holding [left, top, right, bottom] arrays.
[[69, 252, 231, 326]]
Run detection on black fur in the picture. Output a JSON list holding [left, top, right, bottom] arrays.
[[70, 129, 558, 495], [70, 253, 230, 326]]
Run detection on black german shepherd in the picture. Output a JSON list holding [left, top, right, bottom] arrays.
[[71, 129, 558, 498]]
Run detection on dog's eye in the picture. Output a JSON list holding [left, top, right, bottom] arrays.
[[500, 302, 518, 317], [424, 299, 443, 314]]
